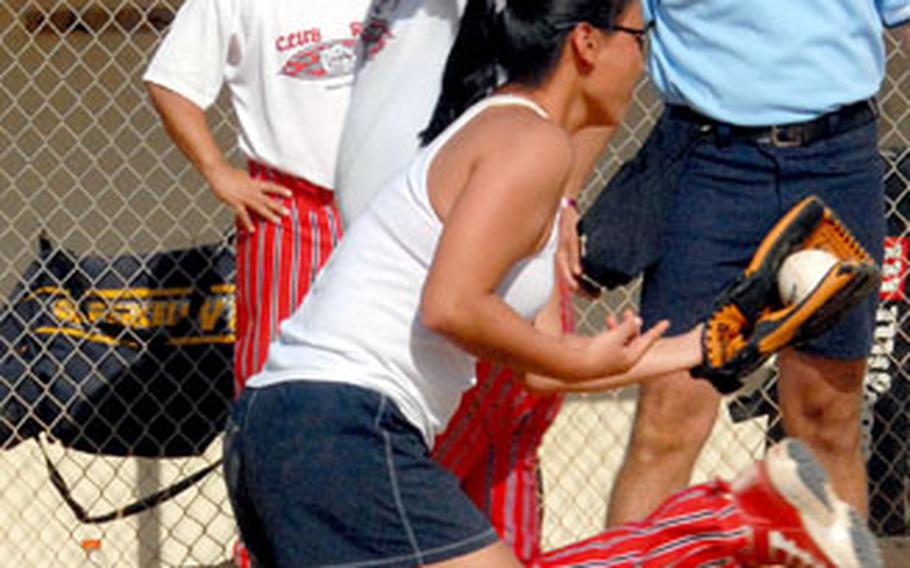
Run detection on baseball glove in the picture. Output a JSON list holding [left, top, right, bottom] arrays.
[[692, 196, 881, 394]]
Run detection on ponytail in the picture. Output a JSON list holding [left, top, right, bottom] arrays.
[[419, 0, 500, 145], [420, 0, 633, 145]]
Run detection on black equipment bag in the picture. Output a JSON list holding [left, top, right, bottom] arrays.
[[0, 237, 235, 523], [0, 236, 235, 456]]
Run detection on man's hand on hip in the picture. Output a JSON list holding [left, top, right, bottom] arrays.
[[206, 164, 291, 232]]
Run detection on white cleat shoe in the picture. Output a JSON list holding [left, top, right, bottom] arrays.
[[731, 438, 882, 568]]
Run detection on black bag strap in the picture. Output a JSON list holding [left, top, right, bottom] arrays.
[[38, 437, 222, 524]]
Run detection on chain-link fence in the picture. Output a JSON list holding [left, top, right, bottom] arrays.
[[0, 2, 908, 566]]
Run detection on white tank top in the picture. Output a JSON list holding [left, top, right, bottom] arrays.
[[247, 95, 557, 446]]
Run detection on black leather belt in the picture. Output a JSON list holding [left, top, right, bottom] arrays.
[[668, 99, 878, 148]]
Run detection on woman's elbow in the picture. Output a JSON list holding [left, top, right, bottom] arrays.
[[520, 372, 561, 395], [419, 294, 463, 337]]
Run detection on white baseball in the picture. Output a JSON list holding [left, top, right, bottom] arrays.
[[777, 249, 839, 305]]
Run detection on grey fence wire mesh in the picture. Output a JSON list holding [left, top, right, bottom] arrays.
[[0, 2, 907, 566]]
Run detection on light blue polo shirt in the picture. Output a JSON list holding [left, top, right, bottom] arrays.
[[644, 0, 910, 126]]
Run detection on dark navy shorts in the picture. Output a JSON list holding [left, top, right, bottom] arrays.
[[639, 110, 885, 360], [223, 381, 498, 567]]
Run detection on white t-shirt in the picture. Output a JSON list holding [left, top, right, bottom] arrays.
[[335, 0, 467, 223], [248, 95, 557, 447], [144, 0, 371, 188]]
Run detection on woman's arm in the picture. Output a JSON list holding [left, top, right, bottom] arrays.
[[507, 285, 690, 394], [524, 323, 700, 393], [420, 111, 666, 381]]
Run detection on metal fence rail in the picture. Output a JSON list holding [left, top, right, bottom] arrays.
[[1, 3, 908, 566]]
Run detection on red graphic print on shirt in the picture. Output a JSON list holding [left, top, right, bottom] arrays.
[[277, 22, 361, 81]]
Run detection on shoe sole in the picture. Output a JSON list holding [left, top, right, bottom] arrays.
[[764, 439, 883, 568]]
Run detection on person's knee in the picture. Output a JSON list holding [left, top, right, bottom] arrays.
[[779, 351, 866, 458], [791, 401, 863, 458], [629, 375, 720, 462]]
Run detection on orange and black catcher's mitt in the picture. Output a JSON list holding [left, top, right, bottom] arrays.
[[692, 196, 881, 394]]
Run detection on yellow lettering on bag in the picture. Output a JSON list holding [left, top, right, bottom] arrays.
[[199, 297, 225, 333], [52, 298, 83, 325], [86, 300, 106, 325], [110, 301, 147, 328], [171, 300, 191, 325], [149, 300, 170, 327]]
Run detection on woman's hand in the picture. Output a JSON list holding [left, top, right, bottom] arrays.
[[556, 204, 583, 291], [523, 308, 688, 394], [580, 310, 670, 377]]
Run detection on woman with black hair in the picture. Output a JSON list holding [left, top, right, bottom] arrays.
[[223, 1, 877, 566]]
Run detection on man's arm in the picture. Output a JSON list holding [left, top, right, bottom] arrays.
[[146, 82, 290, 231]]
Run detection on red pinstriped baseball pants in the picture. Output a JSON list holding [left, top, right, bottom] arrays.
[[432, 284, 573, 562], [233, 162, 342, 392], [532, 481, 746, 567]]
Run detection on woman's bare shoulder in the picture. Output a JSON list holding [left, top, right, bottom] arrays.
[[469, 106, 574, 180]]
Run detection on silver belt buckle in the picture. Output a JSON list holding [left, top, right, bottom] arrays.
[[769, 125, 804, 148]]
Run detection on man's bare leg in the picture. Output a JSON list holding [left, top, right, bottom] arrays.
[[777, 348, 868, 516], [606, 371, 721, 525]]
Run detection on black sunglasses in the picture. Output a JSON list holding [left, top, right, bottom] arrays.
[[610, 23, 651, 51], [552, 21, 652, 51]]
